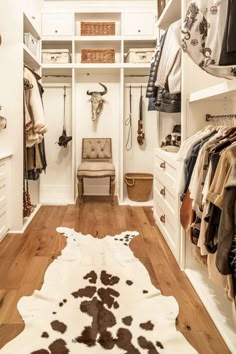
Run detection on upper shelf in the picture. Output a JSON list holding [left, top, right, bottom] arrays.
[[189, 80, 236, 102], [23, 13, 41, 40], [157, 0, 181, 30], [23, 44, 41, 70]]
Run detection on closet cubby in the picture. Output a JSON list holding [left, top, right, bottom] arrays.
[[74, 40, 121, 64], [74, 12, 121, 36], [23, 12, 41, 70]]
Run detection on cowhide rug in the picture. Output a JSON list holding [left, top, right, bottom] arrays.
[[1, 228, 197, 354]]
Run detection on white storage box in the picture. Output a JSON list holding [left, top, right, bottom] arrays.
[[42, 49, 71, 64], [24, 33, 38, 56], [125, 48, 155, 63]]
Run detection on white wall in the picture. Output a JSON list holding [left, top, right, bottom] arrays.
[[0, 1, 24, 231]]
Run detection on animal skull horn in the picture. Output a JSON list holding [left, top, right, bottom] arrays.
[[86, 83, 108, 96], [87, 83, 108, 121]]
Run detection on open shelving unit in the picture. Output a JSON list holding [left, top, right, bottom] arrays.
[[40, 5, 157, 206], [157, 0, 181, 29], [23, 11, 42, 227]]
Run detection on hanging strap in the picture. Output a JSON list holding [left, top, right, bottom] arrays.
[[137, 85, 145, 145], [63, 86, 66, 132], [125, 85, 132, 151]]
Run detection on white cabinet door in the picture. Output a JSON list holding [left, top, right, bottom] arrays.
[[42, 13, 74, 36], [123, 12, 155, 36]]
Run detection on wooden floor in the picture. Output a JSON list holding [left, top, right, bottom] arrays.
[[0, 199, 231, 354]]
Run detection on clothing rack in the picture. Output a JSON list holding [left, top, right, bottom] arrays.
[[124, 75, 149, 77], [206, 113, 236, 121]]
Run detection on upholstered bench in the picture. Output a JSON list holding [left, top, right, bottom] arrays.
[[77, 138, 115, 204]]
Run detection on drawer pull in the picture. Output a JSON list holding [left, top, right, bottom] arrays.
[[31, 16, 36, 20], [55, 29, 58, 33], [160, 187, 166, 196], [160, 161, 166, 169], [160, 215, 165, 223]]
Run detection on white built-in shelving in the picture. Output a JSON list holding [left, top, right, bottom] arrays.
[[157, 0, 181, 29], [154, 1, 236, 352], [23, 12, 41, 70], [189, 80, 236, 102], [23, 44, 41, 69], [40, 5, 157, 206]]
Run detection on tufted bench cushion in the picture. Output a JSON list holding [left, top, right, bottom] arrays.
[[77, 162, 115, 177]]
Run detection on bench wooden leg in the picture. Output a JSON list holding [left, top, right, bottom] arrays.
[[77, 176, 84, 204], [110, 176, 115, 205]]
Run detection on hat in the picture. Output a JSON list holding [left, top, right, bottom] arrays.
[[56, 129, 72, 148]]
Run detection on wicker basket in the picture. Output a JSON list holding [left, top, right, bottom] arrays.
[[81, 22, 115, 36], [81, 49, 115, 63], [124, 173, 153, 202]]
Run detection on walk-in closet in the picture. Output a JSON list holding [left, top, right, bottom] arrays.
[[0, 1, 235, 353]]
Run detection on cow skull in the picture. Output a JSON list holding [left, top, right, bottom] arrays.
[[87, 83, 108, 121]]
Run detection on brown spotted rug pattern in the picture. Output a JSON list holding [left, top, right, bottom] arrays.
[[1, 228, 197, 354]]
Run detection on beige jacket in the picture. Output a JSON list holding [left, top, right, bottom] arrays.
[[24, 67, 48, 147]]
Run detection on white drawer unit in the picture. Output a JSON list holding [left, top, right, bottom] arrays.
[[0, 157, 10, 241], [123, 12, 155, 36], [153, 148, 180, 261], [0, 206, 8, 241], [41, 13, 74, 36]]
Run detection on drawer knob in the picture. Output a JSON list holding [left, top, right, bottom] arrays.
[[55, 30, 58, 33], [160, 161, 166, 169], [160, 215, 165, 223], [160, 187, 165, 196], [31, 16, 35, 20]]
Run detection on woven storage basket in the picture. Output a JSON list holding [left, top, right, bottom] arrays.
[[124, 173, 153, 202], [81, 49, 115, 63], [81, 22, 115, 36]]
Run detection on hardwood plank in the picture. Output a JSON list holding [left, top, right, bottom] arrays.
[[131, 207, 230, 354], [0, 324, 24, 349], [0, 204, 231, 354]]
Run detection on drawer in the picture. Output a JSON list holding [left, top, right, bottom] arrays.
[[0, 161, 7, 182], [0, 181, 7, 209], [154, 154, 177, 190], [42, 13, 74, 36], [123, 12, 155, 36], [0, 206, 8, 241], [153, 198, 176, 252], [154, 178, 176, 217]]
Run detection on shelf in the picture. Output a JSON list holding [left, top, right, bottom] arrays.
[[75, 63, 121, 69], [123, 35, 157, 42], [74, 35, 122, 41], [189, 80, 236, 102], [42, 64, 73, 69], [23, 12, 41, 40], [23, 44, 41, 69], [42, 37, 73, 42], [123, 63, 151, 69], [157, 0, 181, 30]]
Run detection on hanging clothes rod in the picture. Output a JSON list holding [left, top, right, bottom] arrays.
[[124, 75, 149, 77], [124, 84, 147, 88], [206, 113, 236, 121]]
